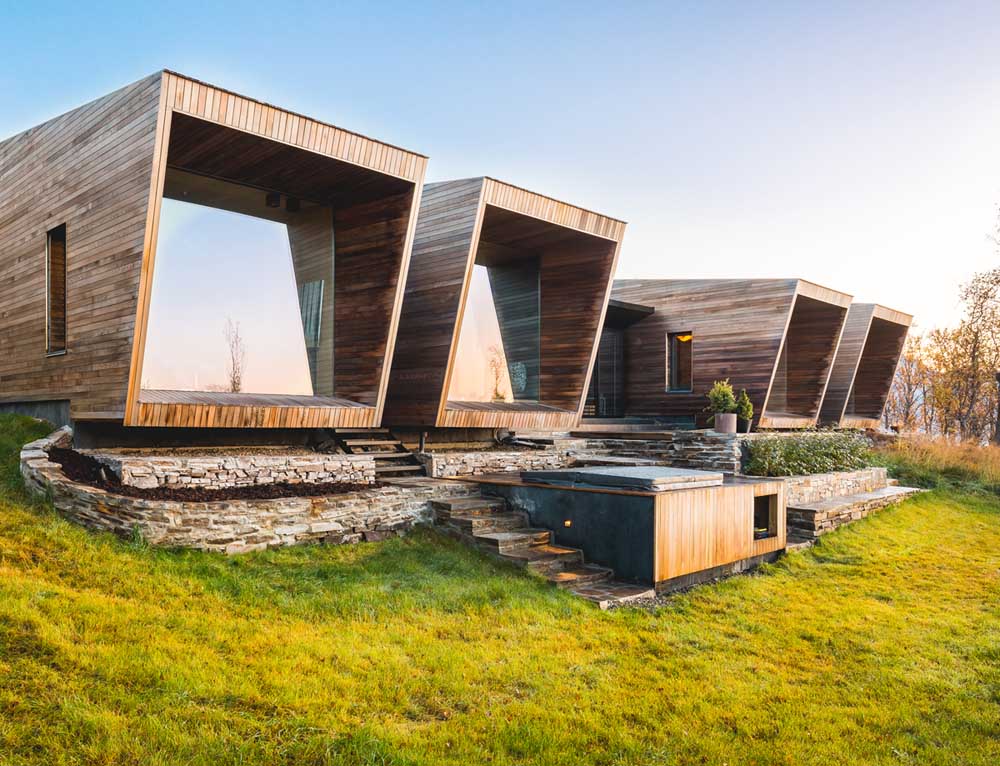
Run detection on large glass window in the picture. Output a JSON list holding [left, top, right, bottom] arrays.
[[447, 258, 541, 403], [666, 331, 693, 392], [142, 198, 318, 396]]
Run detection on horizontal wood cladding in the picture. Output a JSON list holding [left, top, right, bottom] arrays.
[[1, 70, 426, 428], [612, 279, 851, 430], [0, 73, 163, 420], [384, 178, 624, 429], [612, 279, 798, 427], [821, 303, 911, 428], [124, 71, 426, 428]]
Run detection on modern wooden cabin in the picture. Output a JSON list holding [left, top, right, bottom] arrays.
[[383, 178, 625, 432], [818, 303, 912, 429], [586, 279, 853, 429], [0, 71, 427, 435]]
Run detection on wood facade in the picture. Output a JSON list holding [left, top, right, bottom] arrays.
[[603, 279, 852, 429], [0, 71, 427, 429], [818, 303, 912, 429], [383, 177, 625, 430]]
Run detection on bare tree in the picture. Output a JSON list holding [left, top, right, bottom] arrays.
[[224, 317, 246, 393], [487, 344, 509, 402], [883, 334, 927, 433]]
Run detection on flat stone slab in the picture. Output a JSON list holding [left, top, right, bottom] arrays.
[[789, 485, 922, 513], [521, 465, 724, 492], [568, 580, 657, 610]]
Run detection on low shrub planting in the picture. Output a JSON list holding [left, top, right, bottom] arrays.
[[744, 431, 872, 476]]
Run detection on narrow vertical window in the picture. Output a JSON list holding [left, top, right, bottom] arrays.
[[46, 224, 67, 354], [666, 331, 692, 391]]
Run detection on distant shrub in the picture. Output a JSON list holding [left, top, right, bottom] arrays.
[[744, 432, 873, 476]]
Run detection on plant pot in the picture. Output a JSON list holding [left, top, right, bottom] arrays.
[[737, 417, 752, 433], [714, 413, 737, 434]]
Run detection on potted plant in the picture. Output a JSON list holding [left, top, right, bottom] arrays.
[[706, 379, 737, 433], [735, 389, 754, 433]]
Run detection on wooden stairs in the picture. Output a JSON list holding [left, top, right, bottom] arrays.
[[329, 428, 426, 478], [433, 494, 654, 608]]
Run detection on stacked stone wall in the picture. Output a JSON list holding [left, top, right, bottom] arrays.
[[21, 429, 477, 554], [87, 450, 375, 490]]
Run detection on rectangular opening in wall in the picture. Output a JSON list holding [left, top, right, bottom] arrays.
[[666, 331, 693, 392], [753, 494, 778, 539], [46, 224, 67, 354]]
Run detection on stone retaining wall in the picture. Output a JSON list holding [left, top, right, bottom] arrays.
[[21, 429, 477, 554], [783, 467, 888, 506], [583, 431, 745, 473], [417, 448, 579, 478], [86, 450, 375, 490]]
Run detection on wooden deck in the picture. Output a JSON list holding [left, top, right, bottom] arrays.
[[133, 389, 375, 429], [440, 400, 579, 430]]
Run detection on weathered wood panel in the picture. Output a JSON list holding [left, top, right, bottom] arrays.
[[0, 73, 163, 419], [333, 189, 417, 409], [133, 388, 375, 429], [818, 303, 875, 426], [821, 303, 911, 428], [761, 293, 848, 427], [383, 179, 484, 425], [612, 279, 799, 427], [612, 279, 850, 429], [653, 478, 785, 582], [384, 177, 624, 429], [124, 71, 427, 427]]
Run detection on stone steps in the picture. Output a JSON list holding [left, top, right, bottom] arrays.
[[433, 492, 649, 607], [787, 485, 923, 541]]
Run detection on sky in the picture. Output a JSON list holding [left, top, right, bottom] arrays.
[[3, 0, 999, 338]]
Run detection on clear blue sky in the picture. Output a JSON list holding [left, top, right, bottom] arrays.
[[3, 1, 999, 331]]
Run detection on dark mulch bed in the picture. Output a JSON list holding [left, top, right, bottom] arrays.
[[46, 447, 378, 502]]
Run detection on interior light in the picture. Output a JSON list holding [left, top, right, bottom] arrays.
[[563, 519, 572, 528], [676, 334, 693, 342]]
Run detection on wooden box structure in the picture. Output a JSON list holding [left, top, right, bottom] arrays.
[[384, 178, 625, 431], [0, 71, 427, 430], [590, 279, 852, 429], [819, 303, 912, 429], [480, 469, 787, 587]]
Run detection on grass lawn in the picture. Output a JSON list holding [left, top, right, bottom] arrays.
[[0, 415, 998, 765]]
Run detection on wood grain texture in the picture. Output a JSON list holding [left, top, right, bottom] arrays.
[[0, 70, 426, 428], [0, 73, 163, 420], [653, 478, 785, 582], [611, 279, 798, 427], [821, 303, 912, 428], [610, 279, 850, 429], [123, 71, 426, 428], [383, 177, 624, 429], [761, 292, 849, 427]]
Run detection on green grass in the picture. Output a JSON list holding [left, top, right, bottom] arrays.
[[0, 414, 998, 765]]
